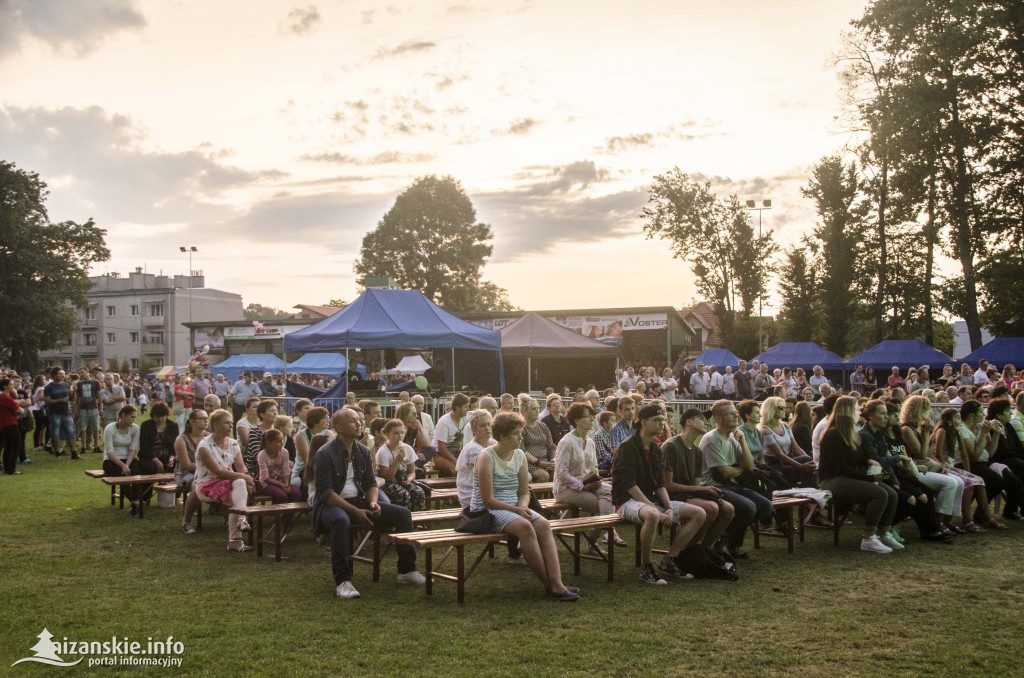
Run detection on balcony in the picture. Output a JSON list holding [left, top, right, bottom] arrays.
[[80, 344, 99, 354], [144, 315, 166, 327], [80, 317, 98, 329]]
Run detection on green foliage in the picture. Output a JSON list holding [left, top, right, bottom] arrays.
[[323, 298, 348, 308], [641, 170, 776, 355], [975, 249, 1024, 336], [353, 175, 513, 312], [243, 303, 291, 320], [0, 161, 109, 370], [776, 240, 819, 343], [801, 156, 869, 356]]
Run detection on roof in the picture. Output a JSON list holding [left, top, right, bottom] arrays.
[[292, 304, 343, 319], [958, 337, 1024, 368], [681, 301, 719, 347], [846, 339, 954, 371], [752, 342, 846, 371], [286, 353, 348, 375], [499, 312, 621, 357], [285, 288, 502, 352], [207, 354, 287, 381]]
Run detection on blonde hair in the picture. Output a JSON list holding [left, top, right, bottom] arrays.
[[760, 397, 785, 427], [899, 395, 931, 427], [273, 415, 293, 435], [824, 396, 860, 449]]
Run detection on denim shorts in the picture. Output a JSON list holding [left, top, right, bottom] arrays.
[[78, 408, 100, 432], [617, 498, 688, 525], [490, 508, 542, 532], [51, 414, 76, 441]]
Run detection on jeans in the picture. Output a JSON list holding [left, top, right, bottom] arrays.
[[317, 494, 416, 585], [821, 476, 898, 530], [720, 487, 772, 548]]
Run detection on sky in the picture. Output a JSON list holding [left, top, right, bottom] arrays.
[[1, 0, 871, 314]]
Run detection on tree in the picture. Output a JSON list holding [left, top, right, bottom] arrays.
[[641, 169, 776, 354], [776, 240, 819, 342], [322, 298, 348, 307], [353, 175, 513, 312], [243, 303, 291, 320], [0, 161, 109, 370], [802, 156, 869, 356]]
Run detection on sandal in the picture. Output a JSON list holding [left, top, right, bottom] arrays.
[[963, 522, 986, 534], [947, 524, 966, 534], [181, 522, 197, 535], [987, 521, 1008, 530], [227, 540, 252, 553], [237, 519, 251, 532]]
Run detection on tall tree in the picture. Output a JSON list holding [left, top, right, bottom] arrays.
[[0, 161, 109, 370], [775, 239, 819, 343], [802, 156, 867, 356], [641, 169, 776, 353], [243, 303, 291, 320], [353, 175, 512, 312]]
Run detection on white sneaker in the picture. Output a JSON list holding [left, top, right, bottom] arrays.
[[880, 535, 905, 550], [396, 570, 427, 586], [336, 581, 360, 599], [860, 536, 893, 554]]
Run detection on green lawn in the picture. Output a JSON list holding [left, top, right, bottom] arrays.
[[2, 447, 1023, 677]]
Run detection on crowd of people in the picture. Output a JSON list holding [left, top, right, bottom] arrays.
[[2, 356, 1021, 604]]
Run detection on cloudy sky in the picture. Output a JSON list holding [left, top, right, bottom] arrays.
[[1, 0, 869, 313]]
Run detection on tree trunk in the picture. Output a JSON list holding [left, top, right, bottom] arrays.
[[874, 149, 889, 343], [923, 154, 937, 345], [948, 94, 983, 350]]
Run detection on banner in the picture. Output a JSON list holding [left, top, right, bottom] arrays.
[[469, 313, 667, 346]]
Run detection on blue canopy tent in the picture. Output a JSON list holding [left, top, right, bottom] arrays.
[[285, 288, 504, 395], [958, 337, 1024, 369], [846, 339, 953, 372], [752, 342, 846, 371], [690, 348, 741, 372], [286, 352, 348, 376], [207, 354, 287, 382]]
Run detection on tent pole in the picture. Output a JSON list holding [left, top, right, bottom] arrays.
[[451, 347, 455, 393], [528, 357, 532, 392]]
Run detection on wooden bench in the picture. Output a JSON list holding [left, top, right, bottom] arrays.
[[424, 482, 556, 509], [100, 473, 176, 518], [416, 477, 455, 490], [86, 469, 121, 505], [410, 499, 572, 529], [388, 514, 625, 603], [227, 502, 311, 561], [750, 496, 820, 554], [192, 492, 274, 531]]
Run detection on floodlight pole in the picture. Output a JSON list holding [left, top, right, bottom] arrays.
[[744, 201, 771, 354]]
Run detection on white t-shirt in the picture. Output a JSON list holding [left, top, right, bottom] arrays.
[[375, 442, 416, 472], [432, 412, 466, 453], [419, 411, 435, 440], [974, 368, 987, 385], [710, 371, 724, 391], [456, 439, 488, 508], [811, 418, 829, 463]]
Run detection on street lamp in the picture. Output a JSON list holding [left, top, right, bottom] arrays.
[[179, 246, 198, 357], [744, 200, 771, 354]]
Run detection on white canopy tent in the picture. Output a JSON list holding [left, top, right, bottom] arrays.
[[384, 355, 431, 375]]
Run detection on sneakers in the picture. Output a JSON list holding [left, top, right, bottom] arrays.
[[860, 535, 893, 554], [605, 532, 627, 547], [879, 535, 905, 550], [336, 581, 360, 599], [180, 522, 197, 535], [396, 571, 427, 586], [658, 556, 694, 580], [640, 564, 668, 585]]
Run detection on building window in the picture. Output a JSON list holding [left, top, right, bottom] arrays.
[[129, 332, 139, 343], [150, 303, 164, 317], [145, 332, 164, 344], [130, 304, 139, 316], [106, 305, 116, 317], [84, 307, 97, 321], [83, 333, 97, 346], [106, 332, 116, 344], [130, 359, 139, 370]]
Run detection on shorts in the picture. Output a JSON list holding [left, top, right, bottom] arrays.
[[51, 414, 76, 441], [78, 408, 100, 432], [617, 498, 688, 525], [490, 508, 542, 532]]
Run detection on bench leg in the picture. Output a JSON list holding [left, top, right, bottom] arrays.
[[111, 484, 117, 506], [606, 526, 615, 582], [798, 505, 807, 543], [425, 548, 433, 596], [255, 516, 264, 558], [196, 501, 203, 530], [456, 545, 465, 604], [573, 531, 581, 576], [786, 506, 795, 554], [751, 522, 760, 549]]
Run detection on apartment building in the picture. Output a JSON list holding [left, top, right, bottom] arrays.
[[40, 268, 244, 372]]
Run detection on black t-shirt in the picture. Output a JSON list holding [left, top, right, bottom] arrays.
[[77, 379, 101, 409]]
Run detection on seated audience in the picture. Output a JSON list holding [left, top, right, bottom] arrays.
[[193, 409, 255, 552]]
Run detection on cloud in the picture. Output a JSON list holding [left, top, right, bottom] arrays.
[[223, 191, 392, 243], [300, 151, 437, 165], [494, 117, 540, 136], [518, 160, 611, 196], [282, 4, 321, 36], [604, 133, 655, 153], [0, 0, 145, 59], [0, 105, 281, 226], [372, 40, 437, 60]]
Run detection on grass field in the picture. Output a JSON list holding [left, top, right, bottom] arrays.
[[2, 444, 1024, 677]]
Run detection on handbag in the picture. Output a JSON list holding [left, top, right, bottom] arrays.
[[455, 507, 494, 534]]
